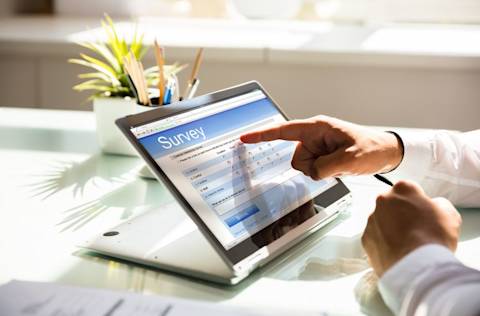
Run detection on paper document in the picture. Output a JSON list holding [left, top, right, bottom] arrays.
[[0, 280, 336, 316], [0, 280, 255, 316]]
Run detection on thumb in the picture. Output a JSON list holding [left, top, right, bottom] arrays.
[[309, 147, 350, 180], [432, 197, 461, 219]]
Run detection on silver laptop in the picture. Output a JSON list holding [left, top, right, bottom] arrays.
[[82, 81, 352, 285]]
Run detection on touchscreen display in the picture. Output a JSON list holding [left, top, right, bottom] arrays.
[[131, 90, 337, 250]]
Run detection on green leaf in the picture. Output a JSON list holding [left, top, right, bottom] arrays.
[[131, 32, 146, 59], [78, 72, 112, 82], [73, 83, 114, 92], [144, 63, 188, 76], [120, 38, 129, 57], [69, 58, 121, 86], [74, 81, 130, 94], [138, 46, 149, 60], [104, 14, 120, 46], [78, 42, 121, 73], [102, 19, 124, 65], [80, 54, 116, 76]]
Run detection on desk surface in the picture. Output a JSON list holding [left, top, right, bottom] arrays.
[[1, 107, 479, 316]]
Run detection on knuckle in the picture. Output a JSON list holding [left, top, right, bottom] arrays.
[[375, 194, 388, 205], [290, 159, 299, 170], [393, 180, 413, 190], [366, 212, 376, 226], [309, 168, 322, 181], [456, 212, 463, 225], [432, 197, 462, 221], [433, 196, 453, 207], [362, 213, 376, 244], [312, 115, 334, 127], [393, 180, 421, 194], [310, 162, 327, 180], [360, 233, 367, 246], [313, 114, 329, 122], [339, 149, 354, 164]]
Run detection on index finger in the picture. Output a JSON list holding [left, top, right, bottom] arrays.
[[240, 121, 307, 144]]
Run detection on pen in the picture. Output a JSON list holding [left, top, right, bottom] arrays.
[[186, 78, 200, 99], [167, 79, 176, 104], [373, 174, 393, 187], [163, 85, 172, 105]]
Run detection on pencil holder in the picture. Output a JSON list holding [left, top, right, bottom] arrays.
[[94, 97, 154, 156]]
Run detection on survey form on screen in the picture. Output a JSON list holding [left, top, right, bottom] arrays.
[[133, 90, 337, 249]]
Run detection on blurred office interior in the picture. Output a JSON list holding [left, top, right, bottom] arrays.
[[0, 0, 479, 129]]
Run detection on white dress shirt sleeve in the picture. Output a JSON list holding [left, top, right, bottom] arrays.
[[387, 129, 480, 207], [376, 130, 480, 316], [379, 245, 480, 316]]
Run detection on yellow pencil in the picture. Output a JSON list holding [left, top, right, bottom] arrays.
[[138, 61, 151, 106], [154, 39, 166, 105]]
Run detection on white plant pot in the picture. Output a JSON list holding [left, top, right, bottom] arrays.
[[94, 97, 153, 156]]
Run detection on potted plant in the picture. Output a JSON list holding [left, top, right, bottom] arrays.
[[69, 15, 184, 156]]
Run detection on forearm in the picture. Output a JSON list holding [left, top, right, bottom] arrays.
[[379, 245, 480, 316], [387, 130, 480, 207]]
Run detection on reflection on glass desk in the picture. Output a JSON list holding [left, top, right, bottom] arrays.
[[1, 108, 479, 316]]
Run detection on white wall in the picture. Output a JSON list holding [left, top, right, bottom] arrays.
[[1, 52, 479, 131]]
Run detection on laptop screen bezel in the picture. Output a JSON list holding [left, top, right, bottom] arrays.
[[116, 81, 350, 266]]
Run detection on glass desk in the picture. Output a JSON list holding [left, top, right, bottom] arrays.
[[1, 107, 479, 316]]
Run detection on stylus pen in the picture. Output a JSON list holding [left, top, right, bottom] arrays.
[[186, 78, 200, 99], [373, 174, 393, 187]]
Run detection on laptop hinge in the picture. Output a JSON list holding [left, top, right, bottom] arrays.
[[233, 248, 269, 274]]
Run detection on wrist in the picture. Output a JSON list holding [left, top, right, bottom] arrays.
[[381, 131, 404, 173]]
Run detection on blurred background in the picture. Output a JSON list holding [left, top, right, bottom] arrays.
[[1, 0, 479, 129]]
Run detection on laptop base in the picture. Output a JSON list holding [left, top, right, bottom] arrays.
[[81, 202, 244, 285]]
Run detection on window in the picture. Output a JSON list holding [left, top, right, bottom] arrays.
[[312, 0, 480, 24], [51, 0, 480, 24]]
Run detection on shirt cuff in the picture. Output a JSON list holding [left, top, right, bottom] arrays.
[[378, 244, 459, 315], [386, 131, 435, 184]]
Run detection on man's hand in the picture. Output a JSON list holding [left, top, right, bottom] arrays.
[[240, 115, 403, 180], [361, 180, 462, 277]]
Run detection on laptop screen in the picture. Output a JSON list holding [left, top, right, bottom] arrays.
[[131, 89, 338, 251]]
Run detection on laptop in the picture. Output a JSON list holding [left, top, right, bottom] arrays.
[[82, 81, 352, 285]]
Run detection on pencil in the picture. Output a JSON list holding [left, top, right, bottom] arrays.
[[154, 39, 166, 105], [138, 61, 151, 106], [124, 53, 149, 105], [190, 47, 204, 82], [129, 52, 147, 105], [125, 54, 143, 105], [123, 56, 141, 104]]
